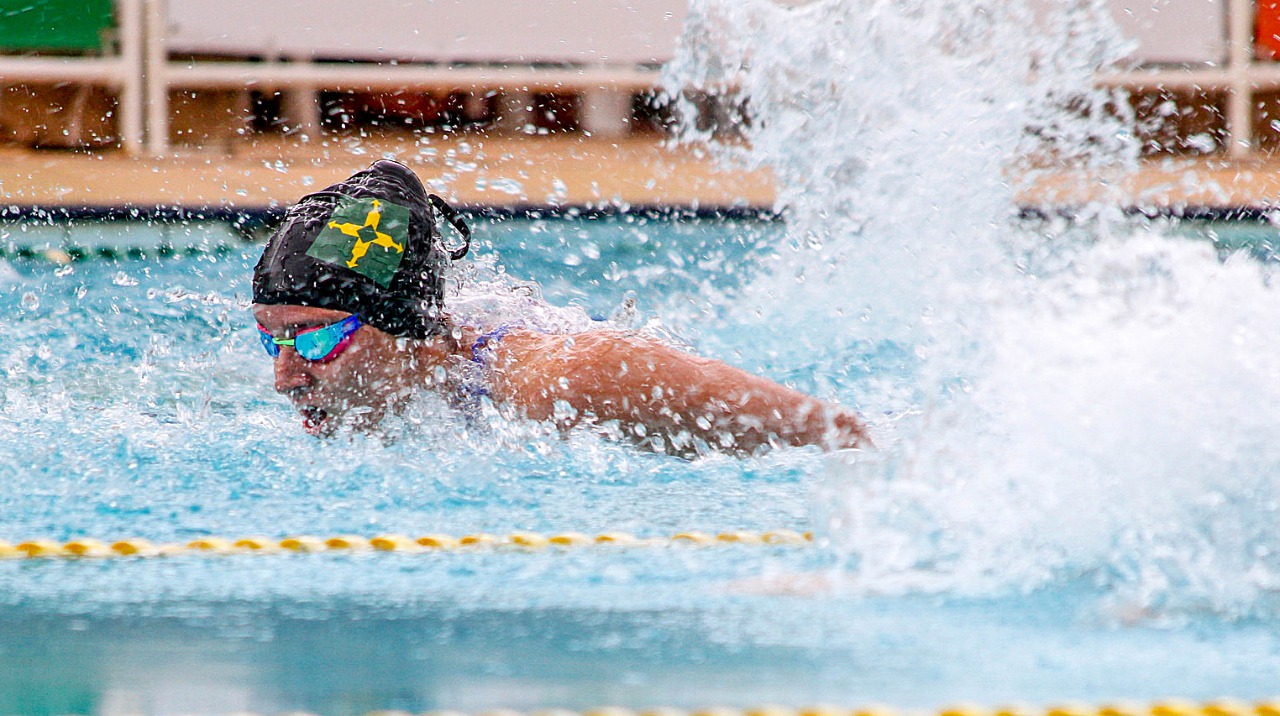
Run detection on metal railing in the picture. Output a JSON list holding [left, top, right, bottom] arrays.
[[0, 0, 144, 153], [143, 0, 663, 155], [1094, 0, 1264, 158], [0, 0, 1273, 158], [0, 0, 662, 156]]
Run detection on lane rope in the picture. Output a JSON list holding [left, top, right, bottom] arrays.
[[108, 700, 1280, 716], [0, 530, 813, 559]]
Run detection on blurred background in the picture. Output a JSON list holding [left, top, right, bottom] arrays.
[[10, 4, 1280, 715], [3, 0, 1280, 213]]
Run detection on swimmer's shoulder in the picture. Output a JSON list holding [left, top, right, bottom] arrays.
[[482, 328, 674, 398], [497, 327, 686, 367]]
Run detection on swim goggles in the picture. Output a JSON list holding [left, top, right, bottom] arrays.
[[257, 314, 361, 362]]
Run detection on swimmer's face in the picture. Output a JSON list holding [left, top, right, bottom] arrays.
[[253, 304, 418, 437]]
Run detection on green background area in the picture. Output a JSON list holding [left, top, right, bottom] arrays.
[[0, 0, 114, 52]]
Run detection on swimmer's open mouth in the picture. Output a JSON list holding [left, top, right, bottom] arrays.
[[300, 406, 329, 435]]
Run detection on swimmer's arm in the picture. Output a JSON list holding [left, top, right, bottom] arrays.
[[492, 331, 871, 454]]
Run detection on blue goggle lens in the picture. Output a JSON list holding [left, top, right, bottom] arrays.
[[257, 314, 361, 362]]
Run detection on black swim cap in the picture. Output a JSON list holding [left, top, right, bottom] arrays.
[[252, 160, 469, 338]]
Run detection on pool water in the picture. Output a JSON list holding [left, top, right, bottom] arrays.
[[4, 214, 1280, 716], [15, 0, 1280, 710]]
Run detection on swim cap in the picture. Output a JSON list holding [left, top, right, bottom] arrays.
[[252, 160, 470, 338]]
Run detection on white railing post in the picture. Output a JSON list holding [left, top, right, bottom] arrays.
[[1228, 0, 1255, 158], [117, 0, 145, 154], [144, 0, 170, 157], [283, 55, 320, 141]]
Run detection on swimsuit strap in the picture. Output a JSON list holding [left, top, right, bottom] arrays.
[[457, 323, 516, 405], [469, 324, 514, 365]]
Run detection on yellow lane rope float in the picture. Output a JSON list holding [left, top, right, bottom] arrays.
[[0, 530, 813, 559], [137, 699, 1280, 716]]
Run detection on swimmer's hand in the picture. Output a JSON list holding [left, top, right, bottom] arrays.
[[485, 329, 873, 457]]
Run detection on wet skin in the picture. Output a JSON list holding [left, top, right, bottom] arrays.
[[483, 329, 873, 455], [253, 304, 872, 454]]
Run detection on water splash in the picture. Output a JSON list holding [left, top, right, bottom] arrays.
[[0, 235, 820, 561], [666, 0, 1280, 616], [446, 253, 610, 333], [665, 0, 1131, 342], [819, 233, 1280, 617]]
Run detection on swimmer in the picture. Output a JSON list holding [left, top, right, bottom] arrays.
[[252, 160, 871, 456]]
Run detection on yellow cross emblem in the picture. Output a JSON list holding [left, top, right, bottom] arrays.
[[326, 199, 405, 269]]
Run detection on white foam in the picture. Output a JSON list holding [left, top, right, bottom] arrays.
[[667, 0, 1280, 615], [0, 259, 19, 284]]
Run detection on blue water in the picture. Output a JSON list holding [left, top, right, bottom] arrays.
[[3, 216, 1280, 716]]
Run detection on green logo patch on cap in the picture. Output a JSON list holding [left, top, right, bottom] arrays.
[[306, 197, 411, 287]]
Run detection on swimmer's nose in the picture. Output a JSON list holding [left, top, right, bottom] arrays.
[[273, 347, 314, 394]]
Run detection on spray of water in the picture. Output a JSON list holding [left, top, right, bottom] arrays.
[[665, 0, 1130, 341], [665, 0, 1280, 616]]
